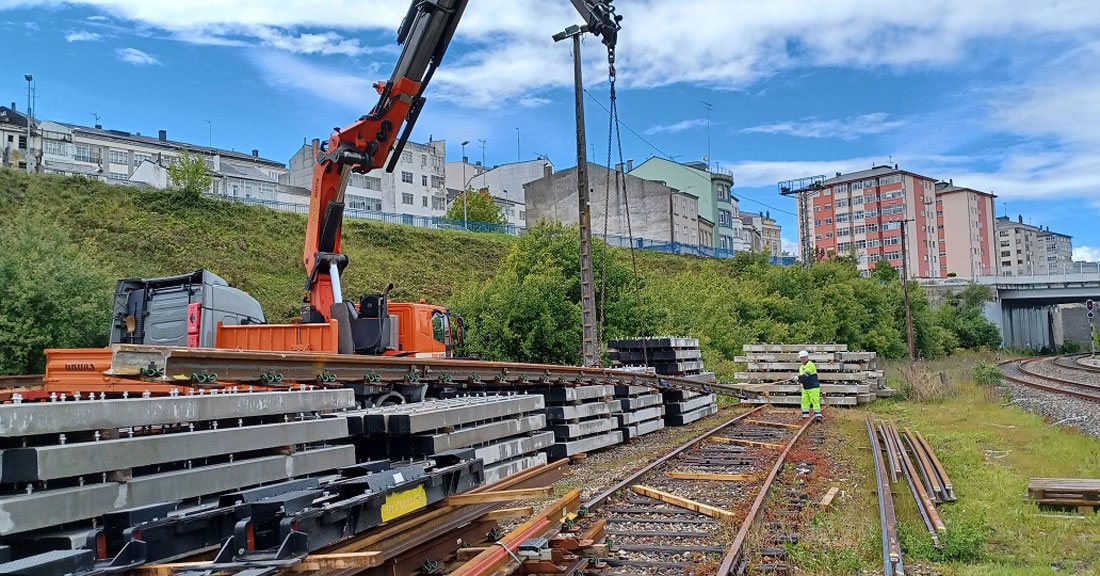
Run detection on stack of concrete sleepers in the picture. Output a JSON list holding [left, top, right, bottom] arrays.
[[346, 395, 551, 483], [608, 337, 714, 381], [732, 344, 890, 406], [0, 389, 357, 542], [537, 385, 623, 459], [613, 385, 666, 439], [609, 337, 718, 426]]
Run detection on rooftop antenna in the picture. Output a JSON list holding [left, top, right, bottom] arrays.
[[701, 100, 713, 171], [91, 112, 101, 126], [203, 119, 213, 148], [478, 139, 486, 165]]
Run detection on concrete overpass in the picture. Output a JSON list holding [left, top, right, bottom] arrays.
[[972, 273, 1100, 350]]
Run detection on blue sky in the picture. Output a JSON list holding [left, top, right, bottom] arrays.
[[2, 1, 1099, 260]]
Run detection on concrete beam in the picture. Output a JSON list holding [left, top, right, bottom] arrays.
[[613, 385, 653, 397], [2, 418, 348, 482], [0, 446, 354, 535], [546, 430, 623, 458], [483, 453, 548, 485], [472, 432, 555, 466], [664, 394, 716, 415], [617, 394, 662, 411], [381, 396, 544, 434], [550, 417, 616, 440], [619, 418, 665, 440], [541, 385, 613, 404], [616, 406, 665, 426], [664, 404, 717, 427], [406, 415, 546, 455], [0, 390, 355, 437], [544, 401, 617, 422]]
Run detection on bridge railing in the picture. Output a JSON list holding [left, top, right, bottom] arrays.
[[975, 272, 1100, 286]]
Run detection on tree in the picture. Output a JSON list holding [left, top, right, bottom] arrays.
[[0, 214, 114, 374], [445, 188, 506, 226], [167, 149, 212, 202]]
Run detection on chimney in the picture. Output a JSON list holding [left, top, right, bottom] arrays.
[[9, 102, 14, 111], [158, 129, 167, 142], [543, 164, 553, 178], [213, 154, 221, 172], [627, 159, 633, 172], [949, 178, 953, 186], [836, 171, 842, 177], [1018, 214, 1023, 224], [615, 162, 624, 173], [252, 149, 259, 158], [95, 124, 102, 130]]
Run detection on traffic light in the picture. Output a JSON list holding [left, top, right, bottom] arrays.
[[1088, 299, 1095, 319]]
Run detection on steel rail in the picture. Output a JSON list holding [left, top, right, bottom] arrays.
[[582, 405, 767, 510], [1019, 358, 1100, 391], [866, 417, 903, 576], [1002, 360, 1100, 403], [105, 344, 738, 397], [885, 424, 942, 545], [715, 414, 814, 576]]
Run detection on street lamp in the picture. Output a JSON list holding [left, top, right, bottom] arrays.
[[24, 74, 33, 174], [461, 140, 470, 230]]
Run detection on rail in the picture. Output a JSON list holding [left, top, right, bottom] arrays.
[[866, 416, 904, 575], [1002, 358, 1100, 403]]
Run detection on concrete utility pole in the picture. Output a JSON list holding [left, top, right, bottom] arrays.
[[555, 24, 599, 368], [461, 140, 470, 229]]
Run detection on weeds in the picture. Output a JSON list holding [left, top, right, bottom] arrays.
[[971, 361, 1003, 386], [895, 362, 957, 402]]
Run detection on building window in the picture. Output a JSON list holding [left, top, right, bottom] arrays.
[[109, 150, 128, 164], [836, 199, 849, 208], [402, 151, 413, 164], [422, 196, 428, 207], [421, 154, 428, 166], [43, 140, 67, 157], [401, 171, 414, 184], [431, 175, 445, 189], [108, 171, 128, 180], [422, 175, 428, 186], [133, 153, 152, 166], [520, 211, 526, 221], [74, 143, 98, 163], [432, 197, 446, 210], [402, 192, 414, 205]]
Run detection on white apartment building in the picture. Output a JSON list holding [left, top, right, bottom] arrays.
[[27, 120, 287, 201], [1038, 228, 1073, 274], [739, 211, 782, 255], [444, 159, 548, 228], [995, 216, 1045, 276], [0, 103, 31, 170], [286, 139, 447, 220]]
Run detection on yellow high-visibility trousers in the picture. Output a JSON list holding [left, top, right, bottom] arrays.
[[800, 387, 821, 415]]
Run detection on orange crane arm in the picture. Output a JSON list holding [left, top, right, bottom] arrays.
[[302, 0, 621, 325]]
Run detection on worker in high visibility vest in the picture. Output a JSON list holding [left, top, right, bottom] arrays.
[[798, 350, 823, 422]]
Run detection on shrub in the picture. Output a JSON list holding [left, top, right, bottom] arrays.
[[971, 361, 1004, 386]]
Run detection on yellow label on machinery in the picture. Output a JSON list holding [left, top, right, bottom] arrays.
[[380, 485, 428, 522]]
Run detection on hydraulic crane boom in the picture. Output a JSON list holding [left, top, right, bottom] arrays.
[[302, 0, 621, 355]]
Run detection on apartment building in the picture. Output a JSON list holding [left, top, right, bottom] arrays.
[[934, 181, 997, 278], [806, 165, 942, 277], [630, 157, 745, 251], [1038, 228, 1073, 274], [286, 139, 447, 219], [26, 120, 288, 201], [739, 211, 783, 255], [524, 163, 701, 245], [444, 158, 549, 228]]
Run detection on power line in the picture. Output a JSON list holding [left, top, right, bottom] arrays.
[[581, 88, 795, 217]]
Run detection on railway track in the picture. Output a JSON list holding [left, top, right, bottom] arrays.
[[1001, 357, 1100, 403], [570, 405, 817, 576]]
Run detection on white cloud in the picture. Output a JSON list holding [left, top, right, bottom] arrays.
[[1074, 247, 1100, 262], [251, 27, 372, 56], [781, 237, 799, 257], [517, 96, 550, 108], [86, 15, 107, 21], [115, 47, 160, 66], [65, 29, 102, 41], [251, 51, 374, 109], [742, 113, 906, 140], [644, 118, 708, 135]]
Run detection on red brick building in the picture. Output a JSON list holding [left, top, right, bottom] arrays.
[[803, 165, 942, 277]]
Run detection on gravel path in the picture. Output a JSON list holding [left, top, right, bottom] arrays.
[[999, 361, 1100, 440]]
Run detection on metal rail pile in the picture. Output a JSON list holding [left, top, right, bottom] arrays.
[[528, 406, 816, 576], [734, 344, 891, 406], [868, 418, 957, 573], [866, 417, 903, 576]]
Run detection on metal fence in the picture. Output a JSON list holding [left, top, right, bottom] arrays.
[[224, 195, 797, 265]]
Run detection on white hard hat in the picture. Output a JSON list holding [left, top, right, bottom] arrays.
[[798, 350, 810, 358]]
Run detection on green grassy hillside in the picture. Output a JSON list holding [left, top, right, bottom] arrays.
[[0, 169, 521, 319]]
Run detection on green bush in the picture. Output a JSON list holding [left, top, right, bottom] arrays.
[[971, 361, 1004, 386], [0, 214, 114, 374]]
